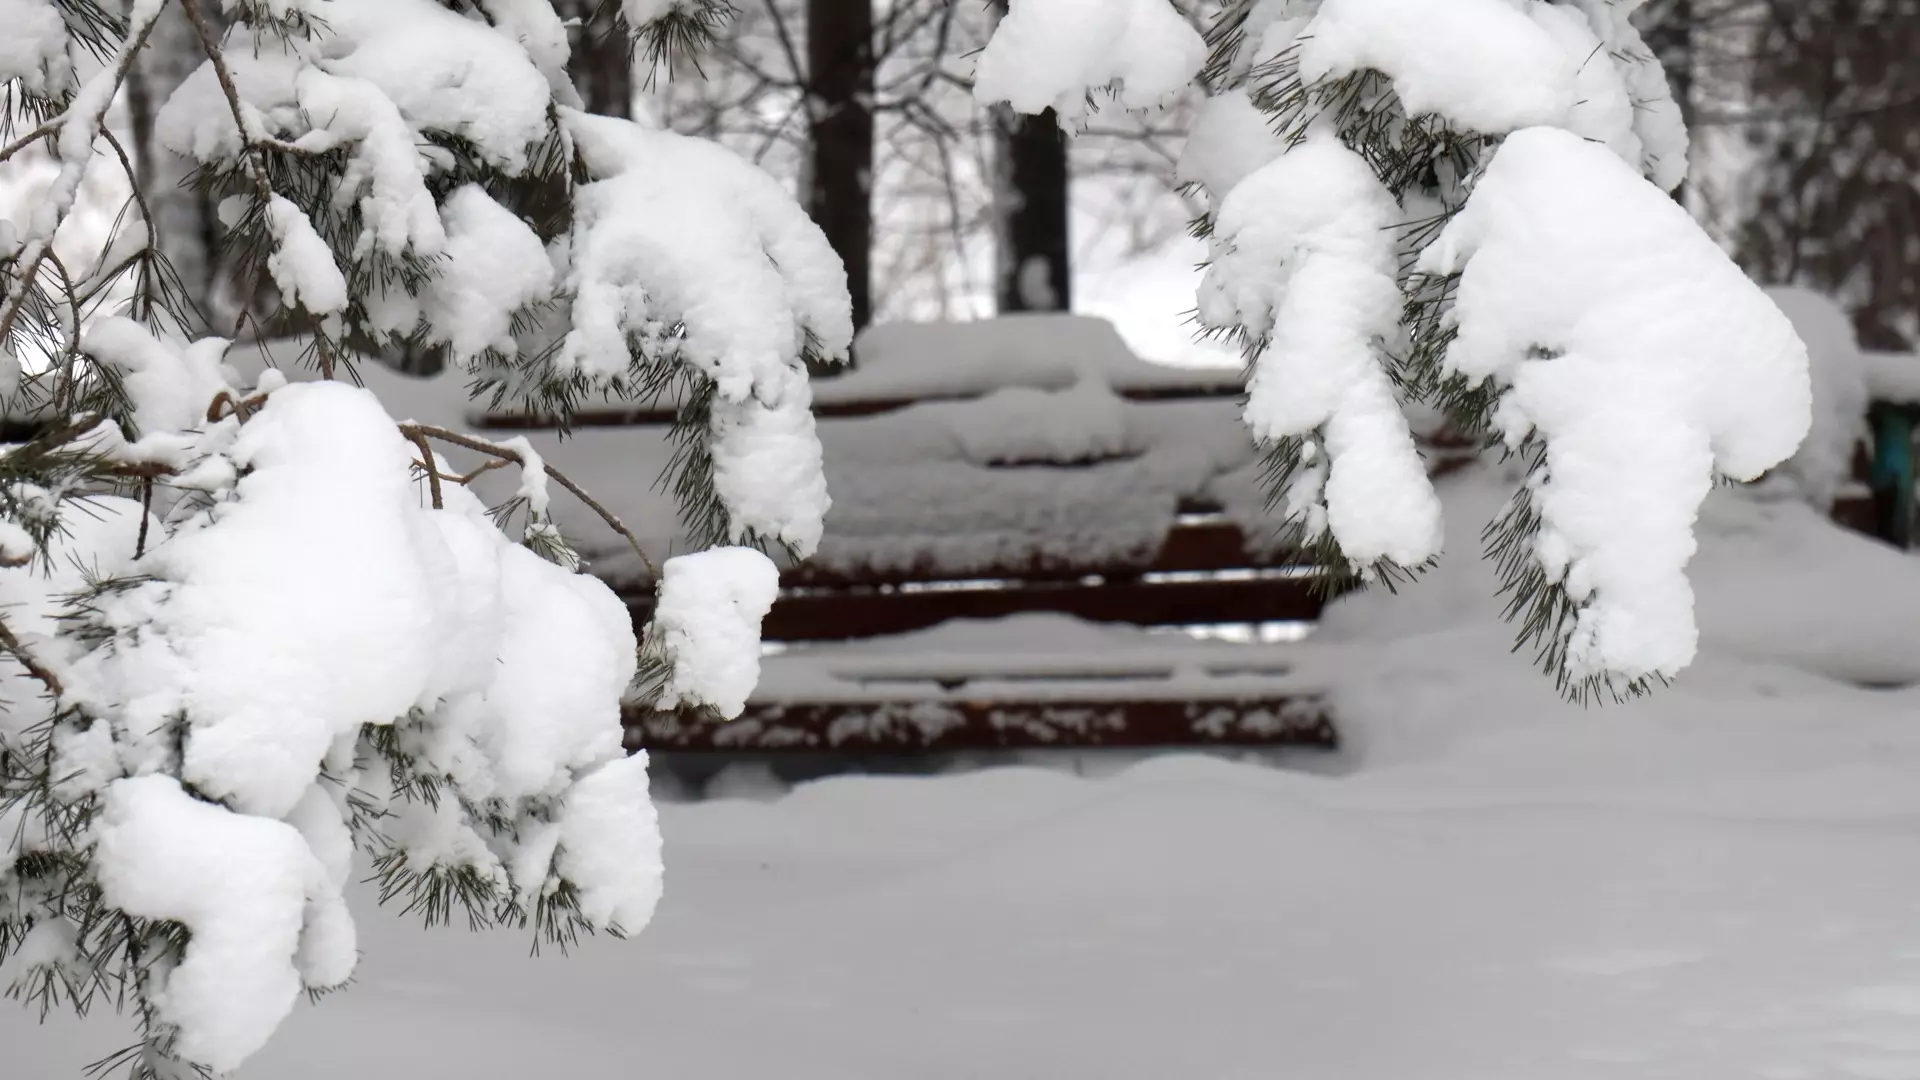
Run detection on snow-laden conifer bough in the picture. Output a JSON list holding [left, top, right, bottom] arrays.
[[978, 0, 1813, 701], [0, 0, 833, 1074]]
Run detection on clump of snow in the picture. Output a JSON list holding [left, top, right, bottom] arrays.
[[1282, 0, 1687, 189], [496, 435, 552, 517], [470, 542, 640, 801], [560, 112, 852, 390], [0, 521, 35, 567], [1297, 0, 1576, 133], [1565, 0, 1690, 191], [306, 0, 555, 175], [559, 111, 850, 555], [0, 0, 71, 93], [290, 66, 449, 258], [1528, 3, 1641, 166], [477, 0, 575, 102], [1420, 126, 1811, 682], [555, 754, 664, 932], [651, 547, 781, 719], [1199, 135, 1442, 567], [420, 185, 554, 366], [92, 775, 326, 1074], [265, 196, 349, 315], [972, 0, 1206, 124], [101, 383, 467, 816], [1177, 90, 1287, 205], [154, 44, 301, 165], [82, 318, 238, 445], [82, 382, 639, 812], [1216, 0, 1313, 86]]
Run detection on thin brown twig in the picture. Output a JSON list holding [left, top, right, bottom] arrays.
[[0, 115, 63, 167], [178, 0, 297, 348], [450, 458, 512, 485], [404, 428, 444, 510], [178, 0, 271, 200], [0, 616, 63, 697], [136, 477, 153, 560], [43, 249, 85, 412], [397, 423, 660, 579]]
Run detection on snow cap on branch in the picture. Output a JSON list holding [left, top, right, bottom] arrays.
[[651, 546, 781, 719], [1291, 0, 1688, 188], [1200, 134, 1443, 567], [0, 0, 72, 93], [973, 0, 1206, 124], [561, 111, 848, 554], [1421, 126, 1810, 683], [1178, 89, 1287, 205], [1298, 0, 1577, 133]]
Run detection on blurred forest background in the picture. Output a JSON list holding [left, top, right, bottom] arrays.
[[77, 0, 1920, 365]]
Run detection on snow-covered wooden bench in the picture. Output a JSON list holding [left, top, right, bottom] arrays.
[[481, 315, 1473, 754]]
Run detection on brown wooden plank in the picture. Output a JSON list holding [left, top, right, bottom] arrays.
[[624, 696, 1337, 752], [1833, 494, 1878, 536], [629, 573, 1335, 643], [777, 519, 1301, 590], [476, 382, 1247, 430]]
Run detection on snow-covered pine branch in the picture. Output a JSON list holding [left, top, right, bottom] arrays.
[[976, 0, 1813, 700], [0, 0, 841, 1074]]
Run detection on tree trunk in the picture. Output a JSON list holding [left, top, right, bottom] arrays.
[[989, 1, 1071, 314], [567, 0, 633, 118], [804, 0, 874, 336], [992, 106, 1072, 313]]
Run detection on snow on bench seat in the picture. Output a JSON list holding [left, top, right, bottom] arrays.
[[623, 614, 1338, 752]]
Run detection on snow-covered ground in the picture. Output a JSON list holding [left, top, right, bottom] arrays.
[[11, 466, 1920, 1079]]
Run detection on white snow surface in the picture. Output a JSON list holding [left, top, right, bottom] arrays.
[[1422, 126, 1810, 684], [16, 464, 1920, 1078], [836, 314, 1235, 403], [972, 0, 1206, 124]]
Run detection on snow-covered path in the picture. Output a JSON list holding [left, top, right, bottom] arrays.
[[13, 728, 1920, 1080]]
